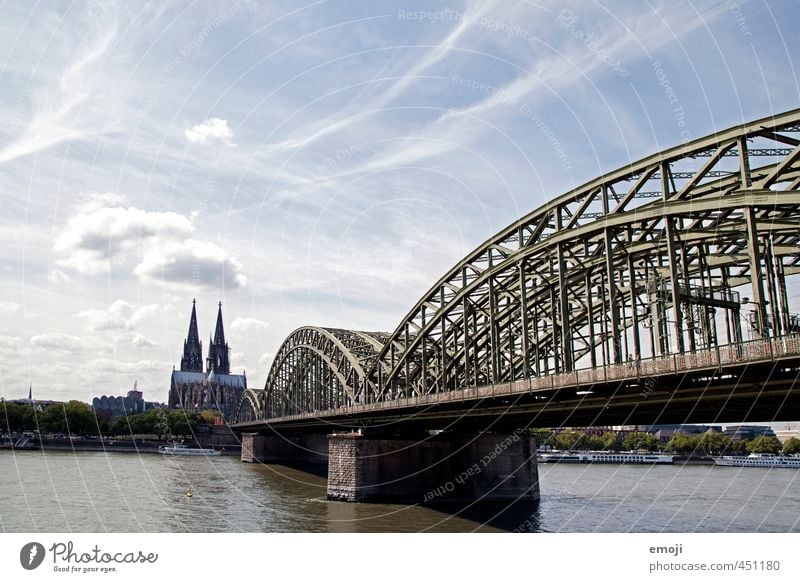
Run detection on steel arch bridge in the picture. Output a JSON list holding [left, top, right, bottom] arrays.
[[236, 109, 800, 426]]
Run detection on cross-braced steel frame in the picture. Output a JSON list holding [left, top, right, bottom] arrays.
[[237, 109, 800, 424]]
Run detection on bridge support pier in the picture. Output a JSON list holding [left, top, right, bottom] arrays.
[[326, 432, 539, 504], [240, 432, 328, 466]]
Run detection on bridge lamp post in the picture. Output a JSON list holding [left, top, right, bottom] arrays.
[[741, 297, 769, 340]]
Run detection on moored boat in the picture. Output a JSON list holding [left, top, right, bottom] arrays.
[[714, 453, 800, 468], [158, 442, 221, 457], [537, 451, 675, 464]]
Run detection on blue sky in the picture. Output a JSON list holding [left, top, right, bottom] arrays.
[[0, 0, 798, 405]]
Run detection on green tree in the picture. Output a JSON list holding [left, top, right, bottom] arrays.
[[747, 435, 782, 454], [1, 401, 37, 433], [199, 409, 222, 424], [169, 410, 198, 437], [587, 434, 605, 451], [555, 430, 587, 451], [727, 438, 749, 454], [665, 433, 699, 454], [782, 437, 800, 455], [601, 431, 623, 451], [623, 431, 660, 452], [109, 413, 150, 437], [697, 431, 732, 455], [38, 401, 99, 435], [109, 415, 130, 436]]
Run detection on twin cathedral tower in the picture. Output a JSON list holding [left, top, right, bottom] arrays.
[[168, 300, 246, 419]]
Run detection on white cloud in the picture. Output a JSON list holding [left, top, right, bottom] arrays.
[[78, 301, 173, 341], [230, 317, 270, 335], [132, 334, 156, 348], [86, 358, 166, 374], [185, 117, 234, 145], [0, 302, 22, 316], [30, 333, 84, 352], [0, 335, 24, 350], [54, 198, 194, 274], [78, 300, 135, 332], [47, 269, 71, 284], [258, 351, 274, 369], [133, 238, 247, 290], [53, 194, 245, 290]]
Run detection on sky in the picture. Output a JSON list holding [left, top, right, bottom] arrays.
[[0, 0, 798, 406]]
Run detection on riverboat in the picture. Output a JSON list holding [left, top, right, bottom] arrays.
[[537, 451, 675, 464], [714, 453, 800, 468], [158, 443, 221, 457]]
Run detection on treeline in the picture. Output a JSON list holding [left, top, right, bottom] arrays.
[[1, 400, 222, 438], [532, 428, 800, 456]]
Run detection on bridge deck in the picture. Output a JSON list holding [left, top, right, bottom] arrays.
[[233, 335, 800, 431]]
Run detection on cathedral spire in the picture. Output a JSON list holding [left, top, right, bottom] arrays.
[[207, 303, 230, 374], [180, 299, 203, 372], [214, 302, 226, 347]]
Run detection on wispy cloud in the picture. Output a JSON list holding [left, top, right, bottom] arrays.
[[0, 22, 117, 165]]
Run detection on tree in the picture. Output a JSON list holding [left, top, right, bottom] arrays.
[[555, 430, 587, 451], [199, 409, 222, 424], [623, 431, 660, 452], [747, 435, 782, 454], [38, 401, 99, 435], [782, 437, 800, 455], [601, 431, 623, 451], [1, 401, 36, 433], [727, 437, 748, 454], [697, 431, 732, 455], [169, 410, 198, 437], [587, 434, 605, 451], [665, 433, 699, 454]]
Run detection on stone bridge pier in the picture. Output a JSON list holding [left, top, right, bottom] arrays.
[[242, 431, 539, 504]]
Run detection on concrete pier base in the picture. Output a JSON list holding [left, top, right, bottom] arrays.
[[326, 432, 539, 504], [240, 433, 328, 467]]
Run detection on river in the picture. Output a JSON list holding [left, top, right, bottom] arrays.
[[1, 451, 799, 532]]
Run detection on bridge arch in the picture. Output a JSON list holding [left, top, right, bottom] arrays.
[[257, 327, 389, 419], [235, 389, 265, 423], [241, 109, 800, 422], [367, 108, 800, 401]]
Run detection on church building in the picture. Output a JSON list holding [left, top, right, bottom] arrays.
[[168, 300, 246, 420]]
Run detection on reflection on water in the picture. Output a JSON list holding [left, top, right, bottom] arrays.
[[1, 451, 798, 532]]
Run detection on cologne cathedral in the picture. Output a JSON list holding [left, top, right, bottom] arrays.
[[168, 300, 246, 420]]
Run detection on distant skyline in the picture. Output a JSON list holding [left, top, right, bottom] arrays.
[[0, 1, 798, 406]]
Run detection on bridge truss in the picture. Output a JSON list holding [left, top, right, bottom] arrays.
[[237, 109, 800, 424]]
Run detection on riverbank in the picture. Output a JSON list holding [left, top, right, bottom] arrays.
[[1, 438, 241, 456]]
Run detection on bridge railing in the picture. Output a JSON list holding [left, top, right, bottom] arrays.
[[250, 334, 800, 424]]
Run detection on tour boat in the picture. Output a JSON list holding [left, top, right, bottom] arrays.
[[714, 453, 800, 468], [537, 451, 675, 464], [158, 442, 221, 457]]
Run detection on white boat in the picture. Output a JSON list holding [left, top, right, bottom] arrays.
[[537, 451, 675, 464], [714, 453, 800, 468], [158, 443, 221, 457]]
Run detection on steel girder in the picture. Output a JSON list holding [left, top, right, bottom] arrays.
[[245, 109, 800, 422], [235, 388, 266, 422], [369, 109, 800, 402], [258, 327, 389, 418]]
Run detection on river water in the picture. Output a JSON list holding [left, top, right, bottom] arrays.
[[1, 451, 799, 532]]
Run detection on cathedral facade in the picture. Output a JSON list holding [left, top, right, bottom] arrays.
[[168, 300, 246, 420]]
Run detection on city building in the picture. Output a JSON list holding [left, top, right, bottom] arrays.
[[723, 424, 777, 440], [642, 424, 722, 442], [774, 425, 800, 443], [168, 300, 246, 420], [92, 382, 165, 419]]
